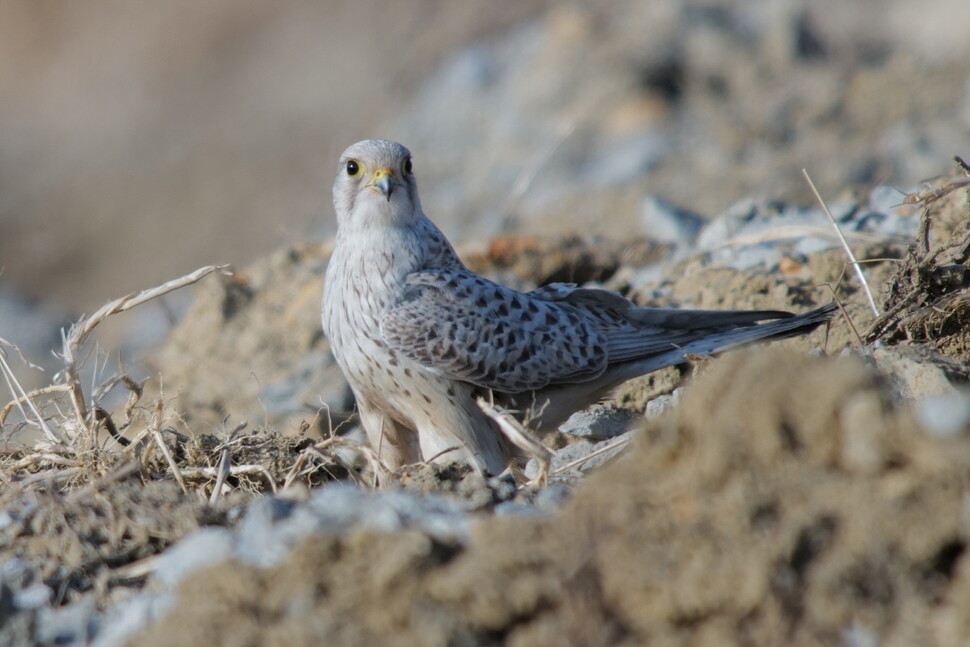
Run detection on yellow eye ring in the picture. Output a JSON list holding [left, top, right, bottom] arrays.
[[346, 160, 360, 176]]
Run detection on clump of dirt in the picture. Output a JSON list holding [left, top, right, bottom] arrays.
[[867, 173, 970, 366], [394, 461, 516, 511], [131, 348, 970, 646], [0, 479, 215, 608]]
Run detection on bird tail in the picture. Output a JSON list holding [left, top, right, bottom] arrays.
[[613, 301, 838, 381]]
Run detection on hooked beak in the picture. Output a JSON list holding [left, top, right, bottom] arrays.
[[370, 168, 398, 201]]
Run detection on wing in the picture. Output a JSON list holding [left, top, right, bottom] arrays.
[[380, 270, 609, 392], [522, 285, 802, 361]]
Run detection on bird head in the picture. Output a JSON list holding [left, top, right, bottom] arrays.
[[333, 139, 421, 229]]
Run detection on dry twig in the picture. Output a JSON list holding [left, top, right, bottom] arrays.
[[59, 264, 231, 441], [477, 397, 554, 486], [208, 449, 231, 505], [803, 169, 880, 316], [902, 176, 970, 206], [0, 347, 66, 445], [178, 463, 277, 493], [550, 434, 632, 476], [148, 399, 188, 495]]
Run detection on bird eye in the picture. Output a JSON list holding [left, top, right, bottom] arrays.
[[346, 160, 360, 176], [403, 156, 412, 174]]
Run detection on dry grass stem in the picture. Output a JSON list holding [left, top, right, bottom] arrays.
[[476, 397, 553, 486], [284, 436, 389, 490], [208, 449, 231, 505], [111, 554, 162, 582], [902, 176, 970, 205], [60, 264, 231, 435], [5, 452, 80, 471], [15, 467, 81, 489], [64, 264, 232, 353], [0, 384, 72, 428], [148, 399, 188, 495], [550, 434, 631, 476], [0, 351, 66, 445], [819, 284, 864, 346], [802, 169, 880, 316], [179, 464, 277, 493]]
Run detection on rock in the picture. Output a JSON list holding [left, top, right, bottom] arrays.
[[232, 484, 474, 569], [839, 390, 892, 473], [559, 403, 637, 440], [917, 392, 970, 439], [527, 428, 634, 481], [153, 527, 235, 586], [13, 583, 50, 610], [35, 598, 97, 645], [856, 346, 959, 401], [645, 388, 683, 420]]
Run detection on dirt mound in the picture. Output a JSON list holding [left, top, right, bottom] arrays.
[[866, 174, 970, 364], [132, 348, 970, 646], [0, 479, 210, 608]]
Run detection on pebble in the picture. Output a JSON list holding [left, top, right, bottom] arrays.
[[645, 388, 684, 419], [854, 346, 958, 401], [560, 403, 638, 440], [917, 392, 970, 439]]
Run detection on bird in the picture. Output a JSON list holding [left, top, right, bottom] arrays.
[[322, 139, 836, 475]]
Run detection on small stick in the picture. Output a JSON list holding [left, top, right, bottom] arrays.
[[550, 434, 632, 476], [425, 446, 461, 463], [901, 176, 970, 206], [208, 449, 231, 505], [15, 467, 81, 489], [110, 554, 162, 581], [60, 264, 232, 434], [802, 169, 880, 316], [0, 352, 66, 444], [0, 384, 72, 427], [149, 399, 188, 495], [818, 284, 864, 346], [477, 397, 553, 486], [177, 463, 277, 493], [94, 407, 130, 447], [5, 452, 79, 471]]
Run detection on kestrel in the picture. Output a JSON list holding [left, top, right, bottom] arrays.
[[322, 139, 835, 475]]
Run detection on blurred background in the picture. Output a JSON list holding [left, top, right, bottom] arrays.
[[1, 0, 969, 369]]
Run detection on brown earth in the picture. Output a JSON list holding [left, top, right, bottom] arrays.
[[133, 347, 970, 647]]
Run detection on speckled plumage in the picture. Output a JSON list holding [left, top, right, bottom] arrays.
[[322, 139, 836, 474]]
